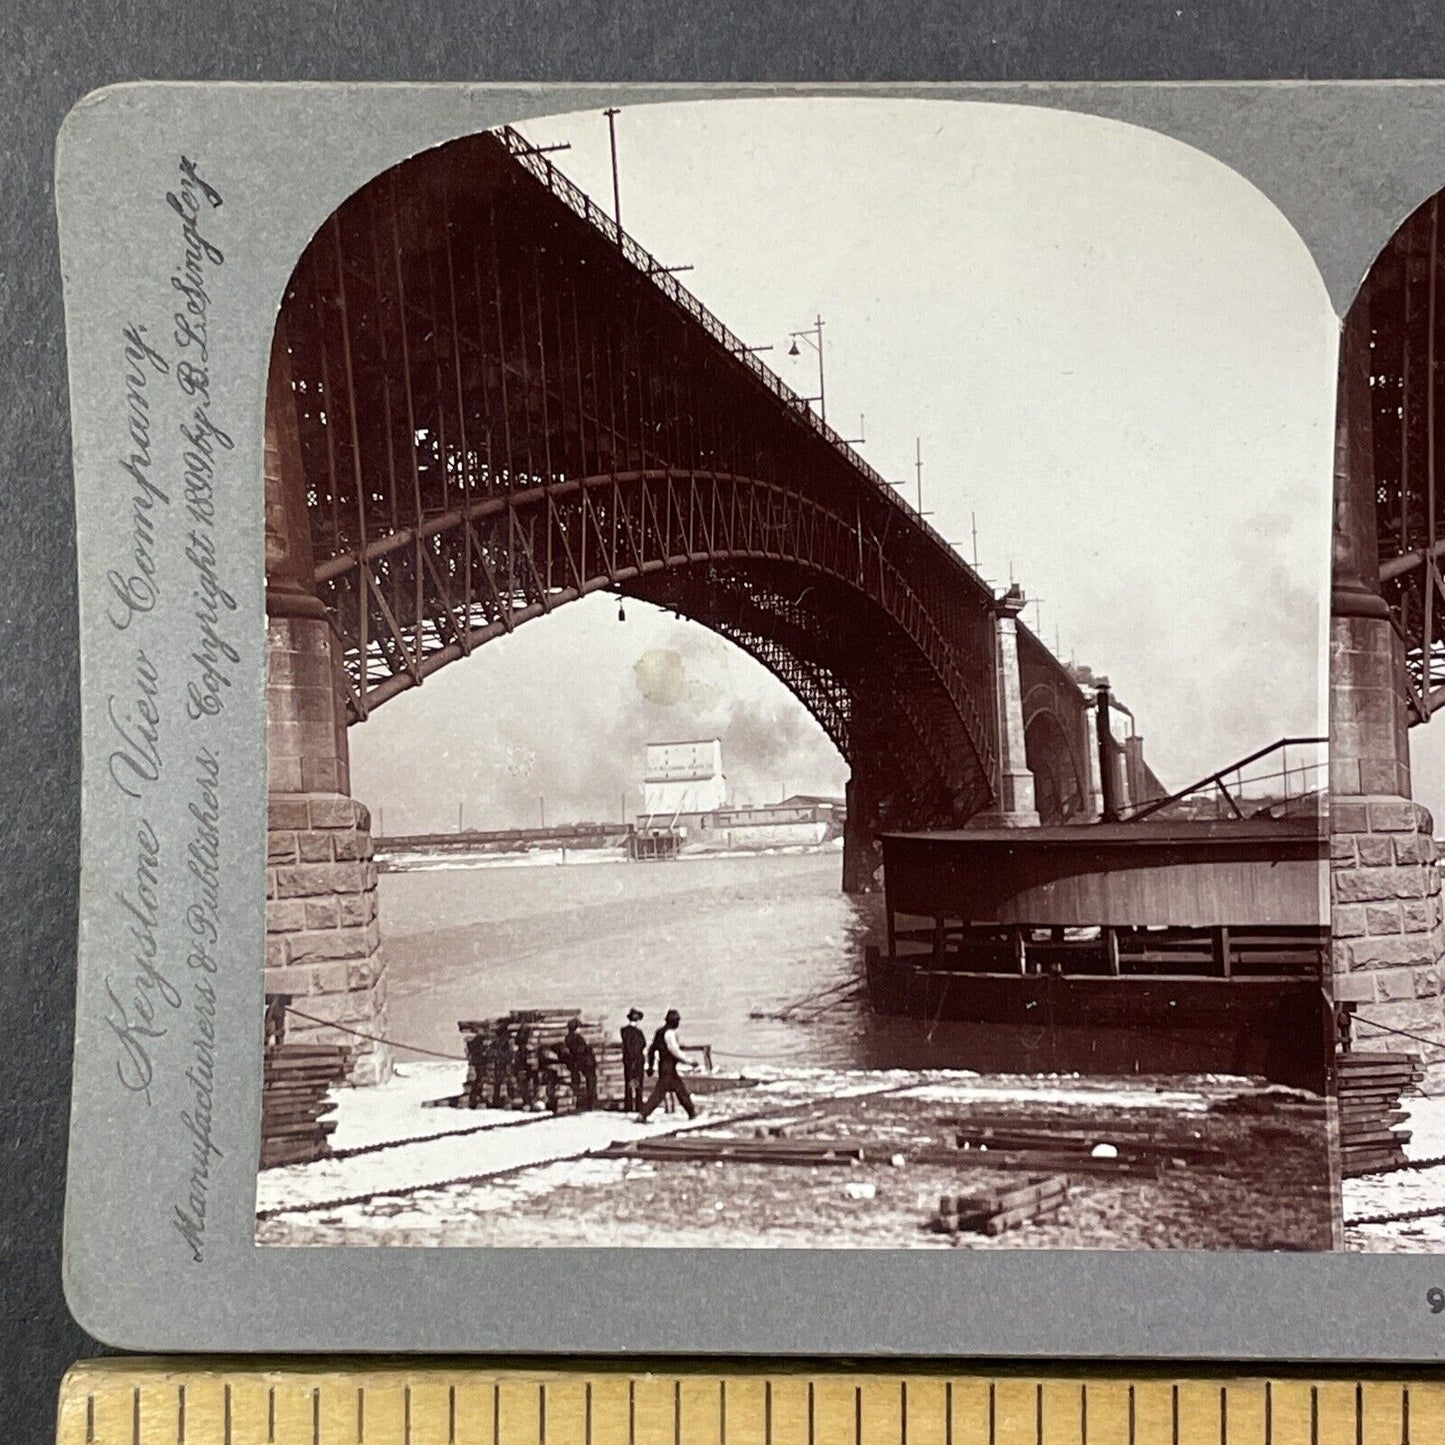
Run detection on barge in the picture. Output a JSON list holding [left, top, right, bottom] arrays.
[[865, 816, 1331, 1090]]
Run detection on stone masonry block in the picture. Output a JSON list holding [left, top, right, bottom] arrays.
[[265, 935, 290, 969], [1356, 836, 1394, 868], [1373, 968, 1420, 1002], [1366, 904, 1402, 935], [1348, 934, 1440, 971], [1330, 835, 1357, 865], [267, 757, 304, 794], [288, 927, 377, 963], [348, 957, 384, 990], [267, 898, 309, 933], [337, 894, 369, 928], [1332, 799, 1369, 835], [274, 862, 373, 898], [267, 832, 298, 866], [297, 832, 334, 864], [1368, 799, 1423, 833], [1332, 905, 1367, 939], [266, 962, 340, 997], [309, 795, 362, 829], [1334, 869, 1409, 905], [1403, 899, 1433, 932], [1395, 834, 1427, 865], [304, 897, 340, 930], [1332, 939, 1351, 977], [268, 797, 311, 831], [308, 961, 355, 996], [1417, 967, 1443, 998]]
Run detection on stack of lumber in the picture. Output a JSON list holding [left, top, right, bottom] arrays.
[[930, 1174, 1071, 1236], [599, 1135, 864, 1166], [952, 1122, 1225, 1170], [457, 1010, 625, 1107], [1337, 1051, 1422, 1176], [260, 1043, 350, 1168]]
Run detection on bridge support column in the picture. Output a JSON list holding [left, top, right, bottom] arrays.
[[1331, 303, 1445, 1059], [264, 325, 391, 1084], [1080, 701, 1104, 821], [842, 773, 885, 895], [970, 586, 1040, 829]]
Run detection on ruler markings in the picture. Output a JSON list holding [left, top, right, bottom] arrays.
[[54, 1371, 1445, 1445]]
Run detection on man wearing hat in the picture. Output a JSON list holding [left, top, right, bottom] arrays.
[[638, 1008, 699, 1121], [619, 1008, 647, 1113]]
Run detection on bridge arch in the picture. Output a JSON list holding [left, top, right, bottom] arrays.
[[262, 121, 1103, 1077]]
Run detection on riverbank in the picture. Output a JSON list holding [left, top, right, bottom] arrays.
[[257, 1063, 1334, 1250], [1343, 1087, 1445, 1251]]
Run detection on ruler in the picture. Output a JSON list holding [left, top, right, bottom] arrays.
[[55, 1362, 1445, 1445]]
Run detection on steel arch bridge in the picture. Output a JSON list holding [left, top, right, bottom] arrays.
[[1357, 192, 1445, 724], [266, 127, 1098, 886]]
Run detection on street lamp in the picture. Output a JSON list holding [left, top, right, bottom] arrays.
[[786, 314, 826, 424]]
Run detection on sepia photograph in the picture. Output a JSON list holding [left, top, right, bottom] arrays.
[[253, 98, 1336, 1251], [1333, 185, 1445, 1251]]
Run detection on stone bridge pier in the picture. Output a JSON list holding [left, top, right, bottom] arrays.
[[1331, 305, 1445, 1060], [843, 587, 1045, 894], [264, 328, 391, 1084]]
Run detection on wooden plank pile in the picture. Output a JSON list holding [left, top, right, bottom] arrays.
[[260, 1043, 350, 1168], [952, 1122, 1225, 1170], [1337, 1051, 1422, 1177], [930, 1174, 1071, 1236], [457, 1010, 626, 1108], [599, 1135, 864, 1166]]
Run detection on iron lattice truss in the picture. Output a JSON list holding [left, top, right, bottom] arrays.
[[1368, 194, 1445, 721], [279, 127, 1089, 822]]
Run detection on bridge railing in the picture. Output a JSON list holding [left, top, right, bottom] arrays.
[[496, 125, 986, 588], [1119, 736, 1327, 824]]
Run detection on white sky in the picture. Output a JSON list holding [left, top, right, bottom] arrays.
[[352, 98, 1337, 835]]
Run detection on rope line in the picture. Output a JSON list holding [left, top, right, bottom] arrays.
[[283, 1005, 467, 1061], [282, 1005, 816, 1068], [1344, 1013, 1445, 1095], [1349, 1012, 1442, 1056]]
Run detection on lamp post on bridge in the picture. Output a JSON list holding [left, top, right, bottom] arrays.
[[787, 315, 826, 424]]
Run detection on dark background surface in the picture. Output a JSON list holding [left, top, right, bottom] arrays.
[[9, 3, 1445, 1439]]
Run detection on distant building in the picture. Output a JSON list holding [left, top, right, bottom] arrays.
[[640, 739, 729, 830], [634, 743, 845, 853]]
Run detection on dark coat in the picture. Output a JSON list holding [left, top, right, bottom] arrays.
[[565, 1030, 597, 1070], [620, 1023, 646, 1071]]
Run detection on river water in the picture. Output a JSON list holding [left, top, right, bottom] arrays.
[[380, 848, 899, 1069]]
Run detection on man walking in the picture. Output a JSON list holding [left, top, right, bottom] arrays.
[[564, 1018, 598, 1111], [620, 1008, 647, 1113], [638, 1008, 699, 1122]]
